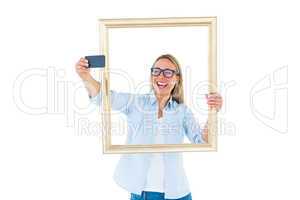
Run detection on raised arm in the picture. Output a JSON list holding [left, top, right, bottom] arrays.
[[75, 57, 100, 98], [75, 57, 137, 115]]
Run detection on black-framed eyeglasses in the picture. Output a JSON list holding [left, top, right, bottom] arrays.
[[150, 67, 179, 78]]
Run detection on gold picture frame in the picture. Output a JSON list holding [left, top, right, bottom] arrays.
[[99, 17, 217, 154]]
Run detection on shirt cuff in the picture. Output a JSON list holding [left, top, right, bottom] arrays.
[[89, 91, 102, 106], [193, 132, 205, 144]]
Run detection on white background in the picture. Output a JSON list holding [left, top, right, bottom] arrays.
[[0, 0, 299, 200]]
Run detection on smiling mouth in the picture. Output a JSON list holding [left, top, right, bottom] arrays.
[[156, 81, 168, 89]]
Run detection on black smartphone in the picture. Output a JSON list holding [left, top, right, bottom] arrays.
[[85, 55, 105, 68]]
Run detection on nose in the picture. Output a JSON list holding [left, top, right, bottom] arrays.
[[156, 75, 168, 82], [158, 72, 165, 78]]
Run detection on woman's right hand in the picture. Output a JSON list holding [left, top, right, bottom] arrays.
[[75, 57, 92, 81], [75, 57, 101, 97]]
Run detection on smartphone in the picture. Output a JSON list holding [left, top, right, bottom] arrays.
[[85, 55, 105, 68]]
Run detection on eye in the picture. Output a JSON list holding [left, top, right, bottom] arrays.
[[151, 68, 161, 76], [163, 69, 174, 77]]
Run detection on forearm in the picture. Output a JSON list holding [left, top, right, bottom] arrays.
[[82, 76, 101, 98]]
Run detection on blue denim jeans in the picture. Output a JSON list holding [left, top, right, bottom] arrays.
[[130, 191, 192, 200]]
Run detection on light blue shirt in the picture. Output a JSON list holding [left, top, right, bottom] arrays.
[[90, 89, 204, 199]]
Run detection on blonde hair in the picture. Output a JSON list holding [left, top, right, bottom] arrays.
[[151, 54, 184, 104]]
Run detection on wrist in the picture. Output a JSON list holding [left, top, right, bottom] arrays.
[[81, 75, 93, 82]]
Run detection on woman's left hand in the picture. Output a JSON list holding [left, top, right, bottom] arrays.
[[206, 93, 223, 112]]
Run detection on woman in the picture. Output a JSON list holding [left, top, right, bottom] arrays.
[[75, 54, 223, 200]]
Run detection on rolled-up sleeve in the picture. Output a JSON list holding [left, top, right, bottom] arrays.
[[183, 106, 205, 144], [89, 92, 101, 105], [89, 90, 135, 115]]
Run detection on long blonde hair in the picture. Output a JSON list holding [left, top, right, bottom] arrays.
[[151, 54, 184, 104]]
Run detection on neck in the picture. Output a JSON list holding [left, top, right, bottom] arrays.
[[155, 93, 171, 109]]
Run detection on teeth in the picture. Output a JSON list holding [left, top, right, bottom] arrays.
[[157, 81, 168, 89], [157, 81, 167, 86]]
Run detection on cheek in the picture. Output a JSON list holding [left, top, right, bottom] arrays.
[[168, 78, 176, 86]]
